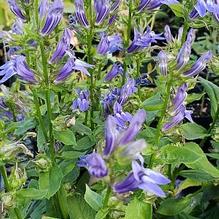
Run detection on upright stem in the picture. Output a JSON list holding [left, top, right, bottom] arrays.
[[40, 40, 55, 162], [32, 89, 48, 142], [149, 74, 173, 167], [87, 0, 94, 129], [122, 0, 132, 85], [0, 166, 22, 219], [181, 19, 189, 44], [103, 186, 111, 207]]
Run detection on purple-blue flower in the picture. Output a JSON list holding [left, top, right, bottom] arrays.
[[158, 50, 168, 75], [72, 89, 90, 112], [0, 56, 37, 84], [41, 0, 64, 36], [8, 0, 25, 20], [105, 62, 123, 81], [176, 29, 196, 69], [118, 78, 137, 105], [97, 33, 123, 55], [39, 0, 49, 19], [94, 0, 110, 25], [11, 18, 23, 35], [189, 0, 207, 20], [162, 84, 193, 131], [112, 101, 132, 128], [50, 28, 72, 63], [114, 156, 170, 197], [127, 27, 163, 53], [138, 0, 179, 12], [77, 152, 108, 178], [104, 109, 146, 156], [55, 56, 93, 83], [183, 51, 213, 77], [206, 0, 219, 22], [75, 0, 89, 27]]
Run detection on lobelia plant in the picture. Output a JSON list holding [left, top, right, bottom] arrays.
[[0, 0, 219, 219]]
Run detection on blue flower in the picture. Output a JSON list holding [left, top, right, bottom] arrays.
[[0, 56, 37, 84], [78, 152, 108, 178], [138, 0, 179, 12], [183, 51, 212, 77], [55, 54, 93, 83], [114, 156, 170, 197], [50, 28, 72, 63], [127, 27, 163, 53], [39, 0, 49, 19], [104, 109, 146, 157], [105, 62, 123, 81], [8, 0, 25, 20], [157, 50, 168, 76], [189, 0, 207, 20], [71, 89, 90, 112], [11, 18, 23, 35], [94, 0, 111, 25], [97, 33, 123, 55], [176, 29, 196, 69], [162, 84, 193, 131], [41, 0, 64, 36], [75, 0, 89, 27], [164, 25, 183, 44]]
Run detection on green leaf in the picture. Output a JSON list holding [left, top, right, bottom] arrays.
[[180, 123, 209, 140], [169, 3, 185, 18], [199, 77, 219, 117], [125, 198, 152, 219], [68, 194, 96, 219], [54, 129, 76, 146], [16, 188, 47, 200], [158, 197, 191, 216], [142, 93, 163, 111], [61, 151, 85, 160], [75, 136, 96, 151], [95, 208, 109, 219], [39, 165, 64, 199], [187, 92, 205, 104], [14, 118, 36, 136], [160, 143, 219, 178], [84, 185, 103, 211], [72, 122, 92, 135], [206, 153, 219, 160], [37, 126, 46, 151], [179, 170, 215, 182]]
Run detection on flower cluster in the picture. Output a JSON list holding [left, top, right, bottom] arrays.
[[71, 89, 90, 112], [78, 109, 170, 197]]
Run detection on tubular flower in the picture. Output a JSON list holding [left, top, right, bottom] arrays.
[[71, 89, 90, 112], [105, 62, 124, 81], [162, 84, 193, 131], [41, 0, 64, 36], [39, 0, 49, 19], [189, 0, 207, 19], [118, 78, 137, 105], [11, 18, 23, 35], [50, 28, 72, 63], [112, 101, 132, 128], [97, 33, 123, 55], [176, 29, 196, 69], [8, 0, 25, 20], [183, 51, 213, 77], [206, 0, 219, 22], [75, 0, 89, 27], [164, 25, 183, 44], [55, 57, 93, 83], [94, 0, 111, 25], [138, 0, 179, 12], [127, 27, 163, 53], [104, 109, 146, 157], [158, 50, 168, 75], [77, 152, 108, 178], [114, 155, 170, 197], [0, 56, 37, 84]]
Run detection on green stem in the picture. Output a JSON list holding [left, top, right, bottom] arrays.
[[181, 19, 189, 44], [122, 0, 132, 85], [103, 186, 111, 207], [0, 166, 22, 219], [32, 89, 48, 142], [87, 0, 94, 130], [0, 166, 10, 192], [149, 74, 173, 168], [40, 40, 55, 162], [34, 0, 39, 28]]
